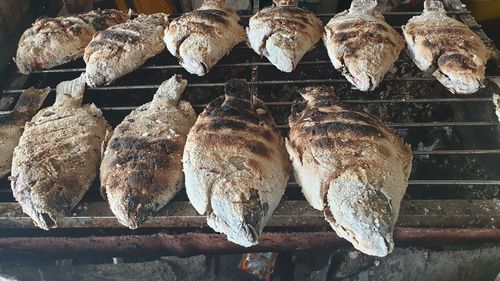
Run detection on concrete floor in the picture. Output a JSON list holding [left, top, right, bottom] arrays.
[[0, 244, 499, 281]]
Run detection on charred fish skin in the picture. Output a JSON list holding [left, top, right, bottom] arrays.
[[84, 13, 169, 87], [100, 75, 196, 229], [402, 0, 492, 94], [323, 0, 405, 91], [0, 88, 50, 178], [285, 87, 412, 257], [247, 0, 323, 72], [164, 0, 246, 76], [10, 74, 111, 230], [183, 79, 290, 247], [16, 9, 129, 74]]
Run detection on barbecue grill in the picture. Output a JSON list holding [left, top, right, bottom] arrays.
[[0, 0, 498, 258]]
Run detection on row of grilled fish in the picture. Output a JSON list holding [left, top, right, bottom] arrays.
[[15, 0, 492, 94], [1, 74, 411, 257]]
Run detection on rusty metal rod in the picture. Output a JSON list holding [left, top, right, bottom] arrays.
[[0, 228, 498, 258]]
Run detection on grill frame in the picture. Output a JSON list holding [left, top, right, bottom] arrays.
[[0, 0, 499, 257]]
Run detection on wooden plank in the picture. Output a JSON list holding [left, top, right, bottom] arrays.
[[0, 200, 498, 229]]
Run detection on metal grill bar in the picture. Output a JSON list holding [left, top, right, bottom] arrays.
[[0, 179, 498, 196], [408, 180, 500, 185], [286, 180, 500, 186], [3, 76, 500, 94], [275, 122, 500, 129], [0, 97, 494, 115], [237, 11, 476, 18], [29, 60, 334, 73], [0, 199, 497, 229], [0, 229, 498, 258], [92, 98, 492, 110], [0, 179, 497, 197], [412, 149, 500, 155], [26, 59, 499, 74]]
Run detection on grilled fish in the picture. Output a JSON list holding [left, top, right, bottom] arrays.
[[183, 79, 290, 246], [164, 0, 246, 76], [285, 87, 412, 256], [402, 0, 492, 94], [0, 88, 50, 178], [85, 13, 169, 87], [247, 0, 323, 72], [10, 74, 111, 230], [323, 0, 405, 91], [100, 75, 196, 229], [16, 9, 129, 74]]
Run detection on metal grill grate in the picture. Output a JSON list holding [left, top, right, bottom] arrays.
[[0, 0, 498, 256]]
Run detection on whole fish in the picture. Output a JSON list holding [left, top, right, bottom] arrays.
[[100, 75, 196, 229], [183, 79, 290, 246], [10, 74, 110, 230], [286, 86, 412, 256]]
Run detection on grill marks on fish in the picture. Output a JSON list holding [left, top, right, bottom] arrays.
[[79, 9, 127, 31], [303, 120, 385, 139], [205, 106, 263, 125], [194, 87, 280, 160], [87, 19, 157, 49], [251, 7, 314, 32], [405, 24, 469, 37], [254, 6, 312, 24], [336, 21, 389, 32], [34, 10, 127, 34], [258, 17, 307, 30], [107, 137, 178, 169], [170, 8, 232, 38], [98, 30, 141, 44], [35, 18, 83, 36], [310, 137, 394, 157], [201, 133, 272, 159], [438, 53, 476, 72], [193, 119, 279, 158], [406, 25, 480, 51], [194, 119, 279, 143], [197, 118, 248, 131], [332, 23, 397, 56], [187, 9, 228, 24], [292, 95, 394, 152]]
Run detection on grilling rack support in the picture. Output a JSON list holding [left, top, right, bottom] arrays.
[[0, 229, 499, 258]]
